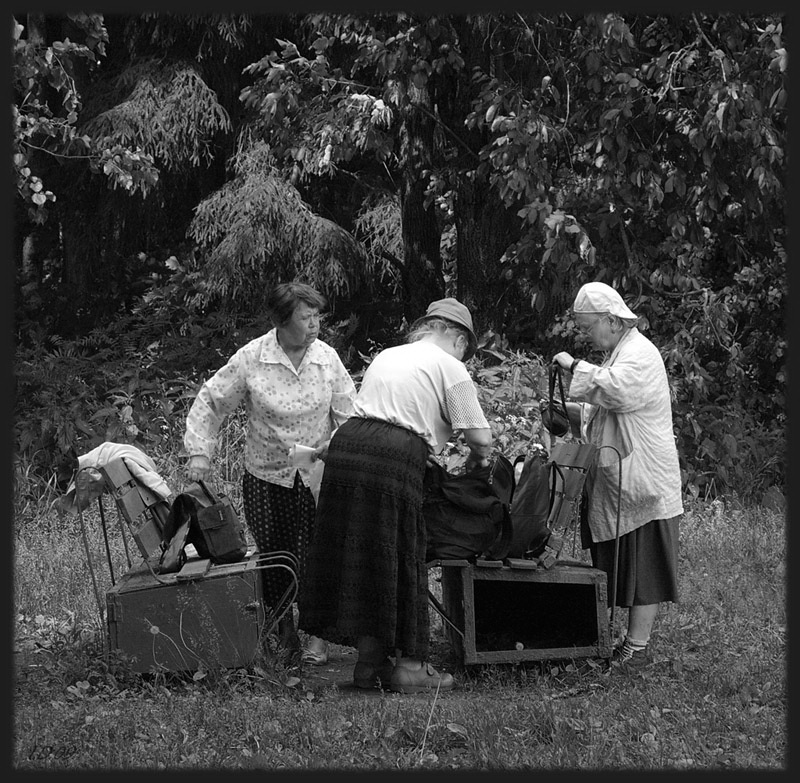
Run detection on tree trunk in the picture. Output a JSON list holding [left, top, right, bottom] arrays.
[[436, 15, 521, 334], [398, 103, 444, 322], [454, 176, 520, 335]]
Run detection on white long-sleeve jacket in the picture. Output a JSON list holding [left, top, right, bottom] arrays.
[[570, 327, 684, 543]]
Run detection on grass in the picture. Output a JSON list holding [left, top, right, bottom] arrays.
[[12, 411, 786, 770]]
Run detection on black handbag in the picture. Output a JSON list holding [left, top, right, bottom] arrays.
[[157, 480, 248, 573], [540, 363, 570, 437], [423, 454, 515, 562]]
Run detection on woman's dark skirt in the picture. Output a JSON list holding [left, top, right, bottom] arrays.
[[582, 512, 680, 607], [298, 417, 431, 658]]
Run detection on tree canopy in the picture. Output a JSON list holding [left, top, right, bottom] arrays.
[[12, 11, 787, 502]]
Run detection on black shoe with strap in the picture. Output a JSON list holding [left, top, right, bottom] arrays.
[[609, 643, 650, 672]]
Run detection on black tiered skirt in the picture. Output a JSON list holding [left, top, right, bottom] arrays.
[[298, 417, 431, 658]]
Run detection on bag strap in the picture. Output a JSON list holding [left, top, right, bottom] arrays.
[[548, 460, 563, 518], [160, 493, 193, 551], [484, 502, 513, 561], [549, 363, 568, 416], [195, 479, 218, 505]]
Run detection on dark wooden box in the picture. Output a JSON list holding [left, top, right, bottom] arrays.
[[434, 559, 612, 665], [106, 554, 265, 673]]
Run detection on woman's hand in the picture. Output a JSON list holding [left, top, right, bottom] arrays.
[[313, 441, 329, 462], [552, 351, 574, 371], [185, 455, 211, 483]]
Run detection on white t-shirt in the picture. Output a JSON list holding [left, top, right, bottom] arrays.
[[353, 340, 490, 454]]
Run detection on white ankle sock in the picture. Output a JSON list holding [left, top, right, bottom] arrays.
[[619, 636, 648, 660]]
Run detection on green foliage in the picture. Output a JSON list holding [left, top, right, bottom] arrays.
[[14, 331, 184, 492], [677, 402, 785, 502], [471, 344, 549, 458], [187, 141, 369, 312], [11, 13, 160, 223], [352, 194, 404, 293], [237, 13, 472, 315], [11, 11, 786, 507], [81, 59, 232, 170]]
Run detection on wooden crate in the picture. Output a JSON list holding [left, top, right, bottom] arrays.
[[106, 554, 266, 673], [433, 559, 612, 665]]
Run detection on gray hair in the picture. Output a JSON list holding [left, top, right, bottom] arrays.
[[407, 316, 470, 345], [605, 313, 637, 332]]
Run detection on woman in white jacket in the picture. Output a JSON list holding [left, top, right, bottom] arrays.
[[552, 281, 683, 668]]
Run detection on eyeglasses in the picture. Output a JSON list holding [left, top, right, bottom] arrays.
[[575, 317, 603, 336]]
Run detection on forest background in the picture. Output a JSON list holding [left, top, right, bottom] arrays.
[[11, 10, 787, 509]]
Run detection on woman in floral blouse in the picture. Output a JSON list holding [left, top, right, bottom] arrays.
[[183, 282, 356, 665]]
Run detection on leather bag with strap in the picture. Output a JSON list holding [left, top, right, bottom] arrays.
[[157, 480, 248, 574]]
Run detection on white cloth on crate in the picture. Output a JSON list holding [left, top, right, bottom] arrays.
[[61, 442, 173, 513], [569, 327, 683, 542]]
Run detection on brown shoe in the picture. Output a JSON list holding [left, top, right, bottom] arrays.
[[389, 661, 454, 694], [353, 658, 395, 690]]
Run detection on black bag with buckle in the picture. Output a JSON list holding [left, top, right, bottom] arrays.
[[507, 450, 554, 558], [540, 363, 570, 437], [157, 480, 248, 573], [423, 454, 515, 562]]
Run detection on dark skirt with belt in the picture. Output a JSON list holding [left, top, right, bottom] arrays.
[[298, 417, 431, 658], [582, 512, 680, 607]]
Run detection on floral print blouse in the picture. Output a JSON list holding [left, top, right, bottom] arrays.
[[184, 329, 356, 488]]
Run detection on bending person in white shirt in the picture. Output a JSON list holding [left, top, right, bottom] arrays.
[[299, 298, 493, 694]]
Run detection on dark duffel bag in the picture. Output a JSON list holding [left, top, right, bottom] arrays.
[[423, 454, 514, 562]]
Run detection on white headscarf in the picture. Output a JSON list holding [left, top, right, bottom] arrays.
[[573, 282, 638, 323]]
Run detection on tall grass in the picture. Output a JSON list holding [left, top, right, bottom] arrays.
[[13, 417, 786, 770]]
